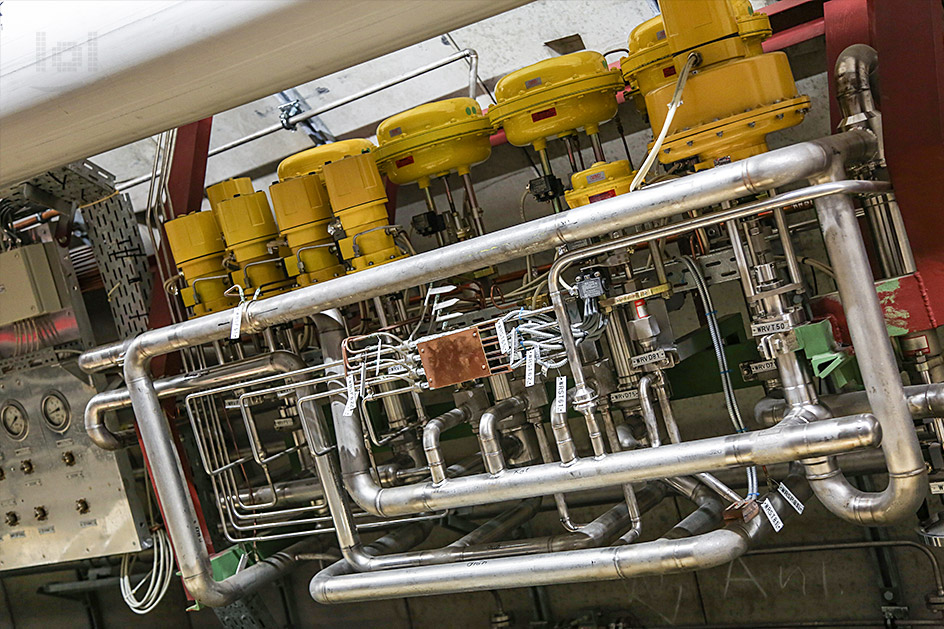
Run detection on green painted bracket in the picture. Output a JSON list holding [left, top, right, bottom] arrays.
[[793, 319, 860, 390]]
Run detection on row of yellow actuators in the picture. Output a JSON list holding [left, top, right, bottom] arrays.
[[166, 0, 808, 317]]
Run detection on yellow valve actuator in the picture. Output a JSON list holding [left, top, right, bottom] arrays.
[[164, 211, 236, 317], [269, 174, 345, 286], [206, 177, 253, 223], [322, 153, 406, 272], [490, 51, 623, 151], [621, 0, 809, 170], [564, 161, 635, 210], [216, 191, 291, 295], [277, 139, 376, 181], [375, 97, 492, 189]]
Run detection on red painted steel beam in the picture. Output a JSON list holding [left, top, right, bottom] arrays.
[[167, 117, 214, 217], [869, 0, 944, 316], [812, 272, 939, 343]]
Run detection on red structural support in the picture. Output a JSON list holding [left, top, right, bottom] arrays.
[[167, 117, 214, 217], [823, 0, 944, 319]]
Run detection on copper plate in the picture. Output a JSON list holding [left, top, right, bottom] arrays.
[[417, 328, 491, 389]]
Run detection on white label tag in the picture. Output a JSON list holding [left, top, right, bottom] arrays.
[[751, 320, 790, 337], [230, 301, 247, 340], [495, 320, 509, 354], [776, 483, 805, 514], [760, 498, 784, 532], [555, 376, 567, 413], [610, 389, 640, 403], [509, 328, 519, 366], [631, 348, 667, 368], [525, 348, 537, 387], [750, 360, 778, 374], [343, 373, 358, 417]]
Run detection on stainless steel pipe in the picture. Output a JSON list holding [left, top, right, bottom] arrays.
[[310, 474, 808, 603], [86, 351, 307, 450], [83, 131, 887, 605], [342, 414, 878, 517], [423, 406, 473, 484], [479, 396, 530, 475], [803, 164, 928, 525]]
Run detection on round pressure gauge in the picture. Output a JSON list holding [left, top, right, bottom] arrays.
[[1, 401, 29, 441], [41, 391, 71, 433]]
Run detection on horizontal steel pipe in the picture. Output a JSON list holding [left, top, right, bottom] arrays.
[[755, 383, 944, 426], [348, 414, 879, 517], [310, 474, 808, 603], [86, 351, 306, 450]]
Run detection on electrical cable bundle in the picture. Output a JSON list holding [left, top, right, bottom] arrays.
[[120, 527, 174, 615]]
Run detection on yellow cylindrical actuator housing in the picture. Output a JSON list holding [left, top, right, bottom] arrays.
[[489, 51, 623, 151], [564, 160, 636, 210], [322, 153, 406, 272], [216, 191, 291, 295], [276, 139, 376, 181], [164, 211, 237, 317], [621, 0, 810, 170], [375, 97, 492, 189], [269, 173, 345, 286], [206, 177, 253, 222]]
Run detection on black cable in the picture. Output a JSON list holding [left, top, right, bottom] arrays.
[[602, 48, 630, 57]]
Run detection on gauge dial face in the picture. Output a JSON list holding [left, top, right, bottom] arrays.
[[1, 401, 29, 441], [41, 392, 71, 432]]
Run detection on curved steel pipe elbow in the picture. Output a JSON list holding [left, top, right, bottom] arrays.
[[479, 395, 529, 475], [423, 406, 472, 484]]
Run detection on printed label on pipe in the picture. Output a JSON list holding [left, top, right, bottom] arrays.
[[525, 348, 537, 387], [230, 301, 247, 340], [343, 373, 358, 417], [509, 328, 519, 366], [760, 498, 784, 532], [631, 348, 666, 368], [555, 376, 567, 414], [751, 320, 790, 337], [776, 483, 805, 514], [495, 319, 509, 354]]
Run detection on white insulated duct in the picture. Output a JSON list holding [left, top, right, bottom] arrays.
[[0, 0, 529, 189]]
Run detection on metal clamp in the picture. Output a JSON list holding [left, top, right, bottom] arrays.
[[278, 100, 303, 131]]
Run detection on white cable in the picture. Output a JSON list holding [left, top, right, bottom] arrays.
[[120, 528, 174, 615], [630, 52, 700, 192]]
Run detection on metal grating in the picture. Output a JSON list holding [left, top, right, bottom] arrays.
[[81, 194, 152, 337]]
